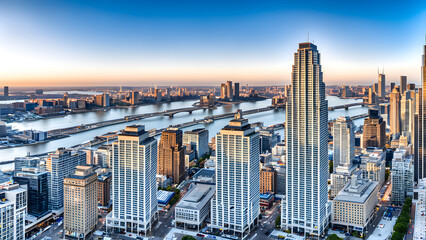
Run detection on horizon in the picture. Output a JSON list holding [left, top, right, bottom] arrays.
[[0, 0, 425, 87]]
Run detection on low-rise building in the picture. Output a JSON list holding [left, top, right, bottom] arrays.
[[260, 193, 274, 213], [332, 173, 378, 234], [97, 172, 112, 208], [175, 184, 215, 230]]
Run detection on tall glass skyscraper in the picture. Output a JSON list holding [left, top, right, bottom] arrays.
[[282, 42, 329, 237], [211, 111, 260, 238], [106, 125, 158, 235], [418, 44, 426, 183]]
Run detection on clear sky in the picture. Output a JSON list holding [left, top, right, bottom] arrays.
[[0, 0, 425, 87]]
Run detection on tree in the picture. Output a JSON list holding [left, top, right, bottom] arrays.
[[329, 161, 333, 173], [182, 236, 196, 240], [326, 234, 342, 240], [275, 215, 281, 228], [391, 232, 405, 240], [393, 222, 408, 234]]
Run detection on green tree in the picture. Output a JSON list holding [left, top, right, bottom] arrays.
[[329, 161, 333, 173], [182, 236, 196, 240], [391, 232, 405, 240], [275, 215, 281, 228], [326, 234, 342, 240], [393, 222, 408, 233]]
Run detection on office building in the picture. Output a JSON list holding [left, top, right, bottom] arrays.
[[401, 90, 416, 141], [333, 117, 355, 170], [390, 82, 395, 92], [259, 127, 280, 153], [226, 81, 233, 99], [234, 82, 240, 99], [401, 76, 407, 93], [260, 165, 277, 194], [362, 109, 386, 148], [3, 86, 8, 97], [158, 127, 185, 184], [211, 111, 260, 238], [131, 91, 139, 105], [359, 148, 386, 188], [391, 147, 414, 205], [97, 172, 112, 207], [276, 165, 286, 195], [0, 183, 27, 240], [46, 148, 86, 212], [183, 128, 209, 159], [14, 157, 39, 172], [372, 83, 379, 95], [282, 42, 329, 236], [64, 166, 98, 240], [106, 125, 158, 234], [368, 86, 377, 105], [332, 173, 378, 234], [175, 184, 215, 231], [390, 86, 401, 134], [13, 168, 49, 218], [378, 73, 385, 98], [417, 44, 426, 183]]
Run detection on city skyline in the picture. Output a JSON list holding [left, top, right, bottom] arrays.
[[0, 1, 425, 87]]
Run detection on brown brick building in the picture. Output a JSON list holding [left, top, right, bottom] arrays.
[[97, 172, 111, 207], [260, 165, 277, 194], [158, 128, 185, 184]]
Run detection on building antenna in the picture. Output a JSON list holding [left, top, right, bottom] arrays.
[[307, 32, 310, 42]]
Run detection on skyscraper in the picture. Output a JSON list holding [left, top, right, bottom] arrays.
[[226, 81, 233, 99], [183, 128, 209, 159], [157, 127, 185, 184], [282, 42, 329, 236], [401, 90, 416, 141], [363, 109, 386, 148], [64, 166, 98, 240], [234, 82, 240, 99], [333, 117, 355, 169], [106, 125, 158, 234], [390, 86, 401, 134], [3, 86, 9, 97], [46, 148, 86, 212], [401, 76, 407, 93], [378, 73, 386, 98], [211, 111, 260, 238], [0, 184, 27, 240], [418, 44, 426, 183]]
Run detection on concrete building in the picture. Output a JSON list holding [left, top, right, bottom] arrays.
[[378, 73, 386, 98], [46, 148, 86, 212], [0, 184, 27, 240], [359, 148, 386, 188], [332, 174, 378, 234], [417, 44, 426, 183], [260, 165, 277, 194], [175, 184, 215, 231], [390, 86, 401, 134], [234, 82, 240, 99], [401, 90, 416, 142], [14, 157, 39, 172], [211, 111, 260, 238], [158, 127, 186, 184], [391, 147, 414, 205], [226, 81, 233, 100], [282, 42, 329, 237], [64, 166, 98, 240], [13, 168, 49, 219], [259, 127, 280, 153], [97, 172, 112, 207], [107, 125, 158, 235], [333, 117, 355, 170], [183, 128, 209, 159], [401, 76, 407, 93], [3, 86, 9, 97], [362, 109, 386, 149]]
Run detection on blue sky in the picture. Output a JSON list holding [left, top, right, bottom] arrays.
[[0, 0, 425, 86]]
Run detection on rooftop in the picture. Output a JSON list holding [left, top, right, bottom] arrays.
[[176, 184, 215, 210]]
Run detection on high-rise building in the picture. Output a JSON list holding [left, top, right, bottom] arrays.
[[14, 168, 49, 219], [333, 117, 355, 170], [259, 127, 280, 153], [373, 83, 379, 95], [211, 111, 260, 238], [260, 165, 277, 194], [106, 125, 158, 234], [46, 148, 86, 212], [226, 81, 233, 99], [362, 109, 386, 148], [400, 76, 407, 93], [183, 128, 209, 159], [14, 157, 39, 172], [234, 82, 240, 99], [4, 86, 9, 97], [417, 44, 426, 183], [282, 42, 329, 236], [64, 166, 98, 240], [391, 147, 414, 205], [131, 91, 139, 105], [368, 86, 377, 105], [220, 83, 227, 99], [378, 73, 386, 98], [0, 184, 27, 240], [390, 86, 401, 134], [401, 90, 416, 141], [158, 127, 185, 184], [390, 82, 395, 92], [97, 172, 112, 207]]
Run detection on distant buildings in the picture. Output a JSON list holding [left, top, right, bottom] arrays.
[[199, 94, 216, 107], [64, 166, 98, 240], [211, 111, 260, 238], [220, 81, 239, 100], [14, 168, 49, 219], [282, 42, 329, 237], [107, 125, 158, 234], [0, 184, 27, 240], [259, 127, 280, 153], [362, 109, 386, 149], [378, 73, 386, 98], [4, 86, 9, 97], [158, 127, 186, 184], [391, 147, 414, 205], [46, 148, 86, 212], [400, 76, 407, 93], [183, 128, 209, 159]]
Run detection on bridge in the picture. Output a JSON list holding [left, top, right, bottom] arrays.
[[328, 102, 367, 111], [162, 106, 204, 117]]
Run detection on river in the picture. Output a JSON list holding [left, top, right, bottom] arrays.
[[0, 96, 367, 170]]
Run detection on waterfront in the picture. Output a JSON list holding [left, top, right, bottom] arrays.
[[1, 96, 367, 170]]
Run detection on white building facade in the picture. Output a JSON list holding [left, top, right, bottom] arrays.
[[0, 184, 27, 240], [106, 125, 158, 235], [183, 128, 209, 159], [282, 42, 329, 237]]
